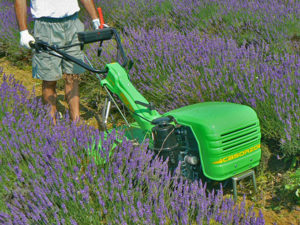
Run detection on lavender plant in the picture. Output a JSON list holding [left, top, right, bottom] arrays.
[[0, 74, 265, 224], [2, 0, 298, 55], [89, 0, 299, 53], [170, 0, 299, 52], [0, 0, 33, 64]]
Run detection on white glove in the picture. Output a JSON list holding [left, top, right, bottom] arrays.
[[92, 19, 109, 30], [20, 30, 35, 49]]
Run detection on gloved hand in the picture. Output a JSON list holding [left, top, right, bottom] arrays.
[[20, 30, 35, 49], [92, 18, 109, 29]]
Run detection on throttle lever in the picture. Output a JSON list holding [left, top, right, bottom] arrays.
[[135, 101, 155, 110]]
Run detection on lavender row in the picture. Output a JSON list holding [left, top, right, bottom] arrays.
[[0, 1, 18, 43], [90, 0, 299, 53], [122, 27, 299, 155], [0, 74, 265, 224], [2, 0, 297, 54], [0, 0, 33, 63]]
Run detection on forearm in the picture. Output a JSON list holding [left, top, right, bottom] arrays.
[[80, 0, 98, 20], [14, 0, 28, 31]]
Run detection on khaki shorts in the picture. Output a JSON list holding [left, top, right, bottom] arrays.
[[32, 13, 85, 81]]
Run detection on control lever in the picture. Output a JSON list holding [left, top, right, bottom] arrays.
[[135, 101, 155, 110], [98, 47, 102, 57], [128, 60, 134, 71]]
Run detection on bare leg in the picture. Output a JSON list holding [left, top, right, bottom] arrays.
[[42, 80, 57, 125], [64, 74, 80, 122]]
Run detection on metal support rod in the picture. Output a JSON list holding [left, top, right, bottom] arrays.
[[85, 54, 131, 129], [232, 169, 257, 202], [102, 98, 111, 129], [105, 100, 111, 124], [252, 171, 257, 193], [103, 86, 131, 128]]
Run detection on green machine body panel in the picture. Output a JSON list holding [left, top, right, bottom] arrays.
[[101, 63, 160, 131], [164, 102, 261, 181]]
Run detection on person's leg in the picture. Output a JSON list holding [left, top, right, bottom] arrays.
[[42, 80, 57, 124], [64, 74, 80, 122], [61, 16, 85, 122], [33, 20, 63, 125]]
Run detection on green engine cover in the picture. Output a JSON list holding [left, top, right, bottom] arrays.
[[164, 102, 261, 181]]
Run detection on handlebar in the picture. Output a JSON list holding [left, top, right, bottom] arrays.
[[77, 27, 128, 68], [29, 27, 128, 74], [30, 40, 108, 74]]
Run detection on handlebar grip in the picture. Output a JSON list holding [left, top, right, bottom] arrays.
[[29, 41, 35, 48], [77, 28, 114, 44]]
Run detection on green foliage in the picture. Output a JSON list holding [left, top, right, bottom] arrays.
[[172, 2, 220, 31], [257, 143, 272, 175], [79, 72, 105, 111], [282, 168, 300, 206], [3, 41, 32, 67]]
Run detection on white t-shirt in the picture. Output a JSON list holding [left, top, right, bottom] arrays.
[[30, 0, 80, 18]]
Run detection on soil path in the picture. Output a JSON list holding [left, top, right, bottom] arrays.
[[0, 57, 299, 225]]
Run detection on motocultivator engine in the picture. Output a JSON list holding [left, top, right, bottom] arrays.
[[151, 117, 202, 180], [175, 126, 203, 181], [151, 117, 180, 173]]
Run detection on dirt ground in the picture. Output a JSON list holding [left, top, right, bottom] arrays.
[[0, 57, 299, 225]]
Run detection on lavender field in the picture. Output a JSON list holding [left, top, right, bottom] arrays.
[[0, 74, 267, 224], [0, 0, 299, 224]]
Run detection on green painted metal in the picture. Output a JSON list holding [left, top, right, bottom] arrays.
[[164, 102, 261, 180], [100, 63, 161, 131]]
